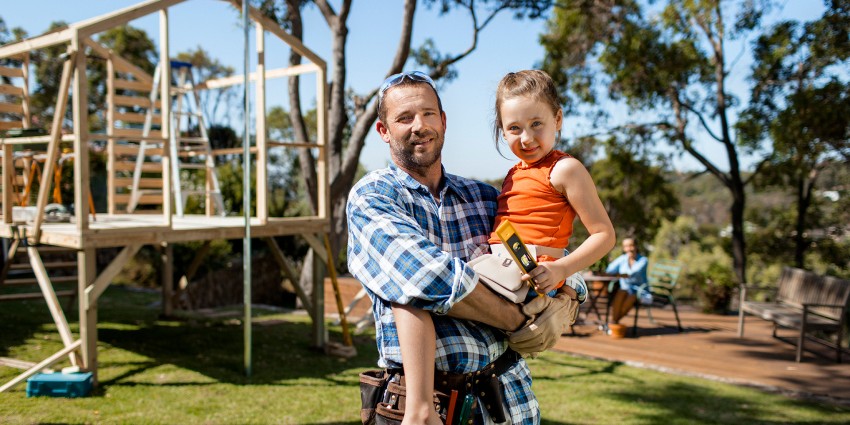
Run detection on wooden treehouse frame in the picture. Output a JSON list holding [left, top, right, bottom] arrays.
[[0, 0, 333, 392]]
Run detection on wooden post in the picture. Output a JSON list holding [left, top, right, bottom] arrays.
[[78, 247, 97, 382], [161, 242, 174, 317], [315, 66, 329, 221], [21, 53, 30, 128], [2, 142, 12, 223], [32, 49, 75, 242], [159, 9, 172, 225], [71, 33, 90, 232], [106, 55, 116, 215], [255, 22, 267, 224]]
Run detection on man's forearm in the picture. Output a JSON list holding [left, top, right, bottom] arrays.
[[447, 283, 525, 332]]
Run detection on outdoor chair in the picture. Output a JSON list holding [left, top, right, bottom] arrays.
[[631, 259, 684, 336]]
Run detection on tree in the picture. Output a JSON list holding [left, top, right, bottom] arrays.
[[588, 138, 679, 246], [29, 21, 72, 129], [256, 0, 554, 289], [539, 0, 776, 286], [737, 2, 850, 268]]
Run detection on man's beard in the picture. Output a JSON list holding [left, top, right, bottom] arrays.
[[389, 133, 444, 176]]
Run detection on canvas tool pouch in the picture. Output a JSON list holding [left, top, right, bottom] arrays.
[[358, 348, 520, 424]]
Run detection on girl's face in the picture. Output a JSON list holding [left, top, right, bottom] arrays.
[[499, 95, 562, 165]]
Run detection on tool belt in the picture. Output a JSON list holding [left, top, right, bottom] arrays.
[[359, 348, 520, 424]]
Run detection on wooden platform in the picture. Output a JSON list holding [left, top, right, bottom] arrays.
[[0, 214, 328, 249], [326, 276, 850, 405]]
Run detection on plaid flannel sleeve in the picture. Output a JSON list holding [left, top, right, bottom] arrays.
[[346, 190, 477, 314]]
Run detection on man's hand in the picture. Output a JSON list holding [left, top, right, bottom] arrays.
[[507, 289, 579, 356]]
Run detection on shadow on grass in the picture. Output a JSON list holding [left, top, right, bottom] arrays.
[[608, 380, 848, 424], [1, 285, 379, 388], [98, 317, 378, 386], [531, 354, 849, 424]]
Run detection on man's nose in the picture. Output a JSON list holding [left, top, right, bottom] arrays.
[[411, 114, 428, 134]]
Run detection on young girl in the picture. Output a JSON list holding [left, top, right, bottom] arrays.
[[393, 70, 616, 424]]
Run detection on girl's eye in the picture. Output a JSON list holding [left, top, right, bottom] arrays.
[[532, 121, 543, 127]]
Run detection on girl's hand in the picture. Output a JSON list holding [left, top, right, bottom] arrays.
[[523, 261, 567, 294]]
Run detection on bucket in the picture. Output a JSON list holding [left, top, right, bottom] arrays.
[[608, 323, 626, 339]]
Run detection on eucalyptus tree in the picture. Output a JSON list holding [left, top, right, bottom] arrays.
[[738, 1, 850, 268], [539, 0, 777, 285]]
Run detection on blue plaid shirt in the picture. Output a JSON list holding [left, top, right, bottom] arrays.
[[347, 164, 539, 424]]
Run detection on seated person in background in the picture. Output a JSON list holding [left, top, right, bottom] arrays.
[[606, 238, 648, 324]]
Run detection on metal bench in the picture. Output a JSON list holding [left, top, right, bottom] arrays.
[[737, 267, 850, 362]]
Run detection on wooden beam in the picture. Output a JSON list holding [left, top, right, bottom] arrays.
[[0, 103, 24, 114], [0, 27, 74, 59], [21, 54, 30, 128], [256, 22, 268, 224], [84, 244, 141, 309], [227, 0, 326, 68], [107, 56, 116, 215], [113, 79, 153, 92], [78, 248, 97, 379], [28, 247, 80, 367], [0, 339, 81, 394], [302, 233, 328, 263], [83, 38, 153, 84], [316, 67, 329, 220], [72, 34, 91, 232], [0, 84, 24, 97], [32, 49, 76, 242], [75, 0, 188, 39], [0, 66, 24, 78], [264, 237, 314, 320], [196, 64, 319, 90], [160, 9, 172, 225], [2, 143, 11, 223]]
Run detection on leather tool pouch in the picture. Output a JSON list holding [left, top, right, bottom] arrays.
[[359, 370, 449, 425], [469, 253, 529, 303]]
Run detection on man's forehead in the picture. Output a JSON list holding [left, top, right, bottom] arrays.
[[383, 84, 440, 110]]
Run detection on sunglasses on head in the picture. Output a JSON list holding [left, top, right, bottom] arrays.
[[378, 71, 436, 105]]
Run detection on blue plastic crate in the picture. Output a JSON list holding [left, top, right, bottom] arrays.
[[26, 372, 92, 398]]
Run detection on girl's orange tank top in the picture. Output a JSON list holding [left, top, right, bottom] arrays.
[[488, 150, 576, 248]]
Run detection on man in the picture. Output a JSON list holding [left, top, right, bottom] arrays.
[[347, 71, 576, 424]]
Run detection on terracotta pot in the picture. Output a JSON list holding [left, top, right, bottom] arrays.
[[609, 323, 626, 339]]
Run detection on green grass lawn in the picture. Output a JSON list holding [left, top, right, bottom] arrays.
[[1, 286, 849, 424]]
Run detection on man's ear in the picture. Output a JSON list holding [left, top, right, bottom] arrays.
[[376, 120, 391, 143], [441, 110, 447, 130]]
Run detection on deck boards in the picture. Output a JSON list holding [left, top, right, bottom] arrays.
[[0, 214, 329, 248]]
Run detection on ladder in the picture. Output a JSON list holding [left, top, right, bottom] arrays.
[[127, 60, 224, 216]]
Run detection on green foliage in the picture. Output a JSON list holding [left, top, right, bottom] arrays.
[[649, 217, 737, 311], [590, 140, 679, 245], [29, 21, 72, 129]]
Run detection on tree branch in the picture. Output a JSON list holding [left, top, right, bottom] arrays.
[[679, 101, 723, 143]]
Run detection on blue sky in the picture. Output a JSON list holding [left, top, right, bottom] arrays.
[[2, 1, 824, 180]]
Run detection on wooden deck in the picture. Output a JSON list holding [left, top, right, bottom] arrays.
[[0, 214, 329, 249], [327, 276, 850, 405]]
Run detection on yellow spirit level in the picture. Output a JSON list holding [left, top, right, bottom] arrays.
[[494, 220, 542, 296]]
